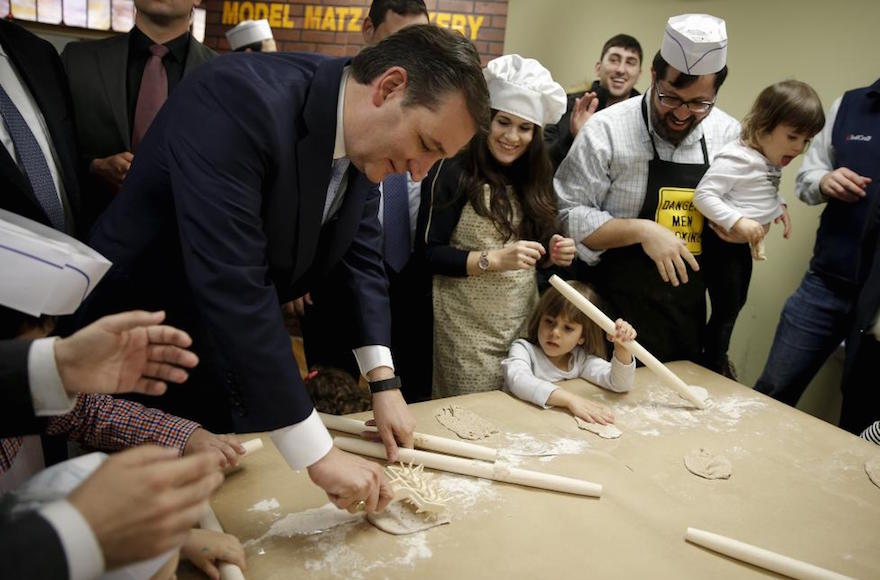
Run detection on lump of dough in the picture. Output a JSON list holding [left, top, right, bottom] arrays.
[[367, 501, 451, 535], [684, 448, 732, 480], [574, 417, 622, 439]]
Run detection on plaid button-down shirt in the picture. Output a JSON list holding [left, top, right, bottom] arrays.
[[1, 395, 201, 473]]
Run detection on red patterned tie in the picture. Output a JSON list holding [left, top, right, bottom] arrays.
[[131, 43, 169, 152]]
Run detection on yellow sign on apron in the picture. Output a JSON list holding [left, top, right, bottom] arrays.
[[654, 187, 703, 255]]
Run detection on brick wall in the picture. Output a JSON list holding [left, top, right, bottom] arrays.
[[203, 0, 507, 64]]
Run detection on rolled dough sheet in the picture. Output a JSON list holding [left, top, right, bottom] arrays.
[[435, 405, 499, 440], [684, 448, 732, 480], [866, 456, 880, 490], [574, 417, 622, 439], [367, 501, 451, 535]]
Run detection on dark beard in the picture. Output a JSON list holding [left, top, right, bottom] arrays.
[[650, 102, 697, 146]]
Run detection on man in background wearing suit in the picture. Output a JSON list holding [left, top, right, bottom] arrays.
[[300, 0, 435, 402], [61, 0, 215, 226], [0, 19, 81, 238], [80, 25, 489, 513]]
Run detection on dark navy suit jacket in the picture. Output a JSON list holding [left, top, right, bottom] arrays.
[[82, 53, 390, 432]]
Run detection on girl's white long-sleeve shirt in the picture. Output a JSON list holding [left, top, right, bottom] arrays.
[[501, 339, 635, 408], [693, 139, 786, 232]]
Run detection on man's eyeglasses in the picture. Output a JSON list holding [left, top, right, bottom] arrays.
[[654, 83, 716, 113]]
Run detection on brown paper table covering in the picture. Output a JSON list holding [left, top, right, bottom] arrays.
[[191, 362, 880, 579]]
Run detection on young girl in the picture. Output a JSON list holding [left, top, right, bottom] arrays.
[[420, 54, 575, 398], [501, 281, 636, 424], [694, 80, 824, 374]]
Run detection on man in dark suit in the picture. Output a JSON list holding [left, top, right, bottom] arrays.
[[61, 0, 215, 226], [300, 0, 435, 403], [80, 25, 489, 512], [0, 19, 81, 237], [544, 33, 643, 168]]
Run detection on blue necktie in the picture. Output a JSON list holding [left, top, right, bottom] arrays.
[[0, 83, 65, 231], [382, 173, 410, 272]]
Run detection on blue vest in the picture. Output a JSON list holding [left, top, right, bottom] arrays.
[[809, 79, 880, 286]]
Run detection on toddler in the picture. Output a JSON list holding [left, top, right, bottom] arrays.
[[501, 281, 635, 424], [694, 80, 824, 374]]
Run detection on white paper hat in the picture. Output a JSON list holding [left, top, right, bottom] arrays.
[[226, 19, 273, 51], [661, 14, 728, 75], [483, 54, 566, 127], [0, 208, 111, 316]]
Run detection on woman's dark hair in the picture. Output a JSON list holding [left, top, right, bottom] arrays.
[[457, 110, 559, 247]]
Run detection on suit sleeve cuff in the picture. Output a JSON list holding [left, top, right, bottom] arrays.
[[28, 337, 76, 416], [39, 500, 104, 580], [352, 345, 395, 377], [270, 409, 333, 470]]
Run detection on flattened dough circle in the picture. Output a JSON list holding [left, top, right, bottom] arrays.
[[684, 448, 732, 480]]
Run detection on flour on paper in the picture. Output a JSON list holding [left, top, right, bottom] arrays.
[[244, 503, 362, 547], [866, 456, 880, 490], [248, 498, 280, 512], [435, 405, 499, 440], [574, 417, 622, 439], [498, 432, 592, 465], [684, 448, 732, 480]]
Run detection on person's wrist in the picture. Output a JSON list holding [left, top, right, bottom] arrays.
[[368, 376, 401, 394], [53, 337, 78, 394]]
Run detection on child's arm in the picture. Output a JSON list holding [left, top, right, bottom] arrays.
[[181, 528, 246, 580], [546, 388, 615, 425], [502, 341, 615, 424], [693, 152, 749, 234], [501, 341, 560, 408], [579, 320, 637, 393], [46, 394, 200, 452]]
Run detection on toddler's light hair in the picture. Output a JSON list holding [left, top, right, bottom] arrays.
[[741, 80, 825, 147]]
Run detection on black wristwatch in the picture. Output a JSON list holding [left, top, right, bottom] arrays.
[[368, 376, 402, 394]]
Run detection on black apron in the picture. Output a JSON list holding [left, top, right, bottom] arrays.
[[593, 96, 710, 362]]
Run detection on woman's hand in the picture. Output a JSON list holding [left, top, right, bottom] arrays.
[[548, 234, 576, 267], [490, 240, 546, 271]]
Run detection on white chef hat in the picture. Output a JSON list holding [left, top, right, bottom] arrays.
[[661, 14, 728, 76], [0, 208, 111, 316], [483, 54, 566, 127], [226, 19, 273, 51]]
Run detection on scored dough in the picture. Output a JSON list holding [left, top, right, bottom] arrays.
[[684, 448, 732, 480], [574, 417, 622, 439], [435, 405, 499, 440], [367, 501, 451, 535], [866, 456, 880, 490]]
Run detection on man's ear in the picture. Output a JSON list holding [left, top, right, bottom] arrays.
[[371, 66, 408, 107], [362, 17, 375, 43], [594, 61, 601, 78]]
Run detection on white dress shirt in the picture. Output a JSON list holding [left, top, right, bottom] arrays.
[[795, 96, 842, 206], [272, 67, 395, 471], [555, 90, 741, 264], [694, 139, 786, 232]]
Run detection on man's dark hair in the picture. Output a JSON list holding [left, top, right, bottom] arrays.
[[351, 24, 490, 133], [600, 34, 643, 64], [368, 0, 429, 26], [652, 50, 728, 92]]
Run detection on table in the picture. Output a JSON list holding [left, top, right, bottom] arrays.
[[202, 362, 880, 579]]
